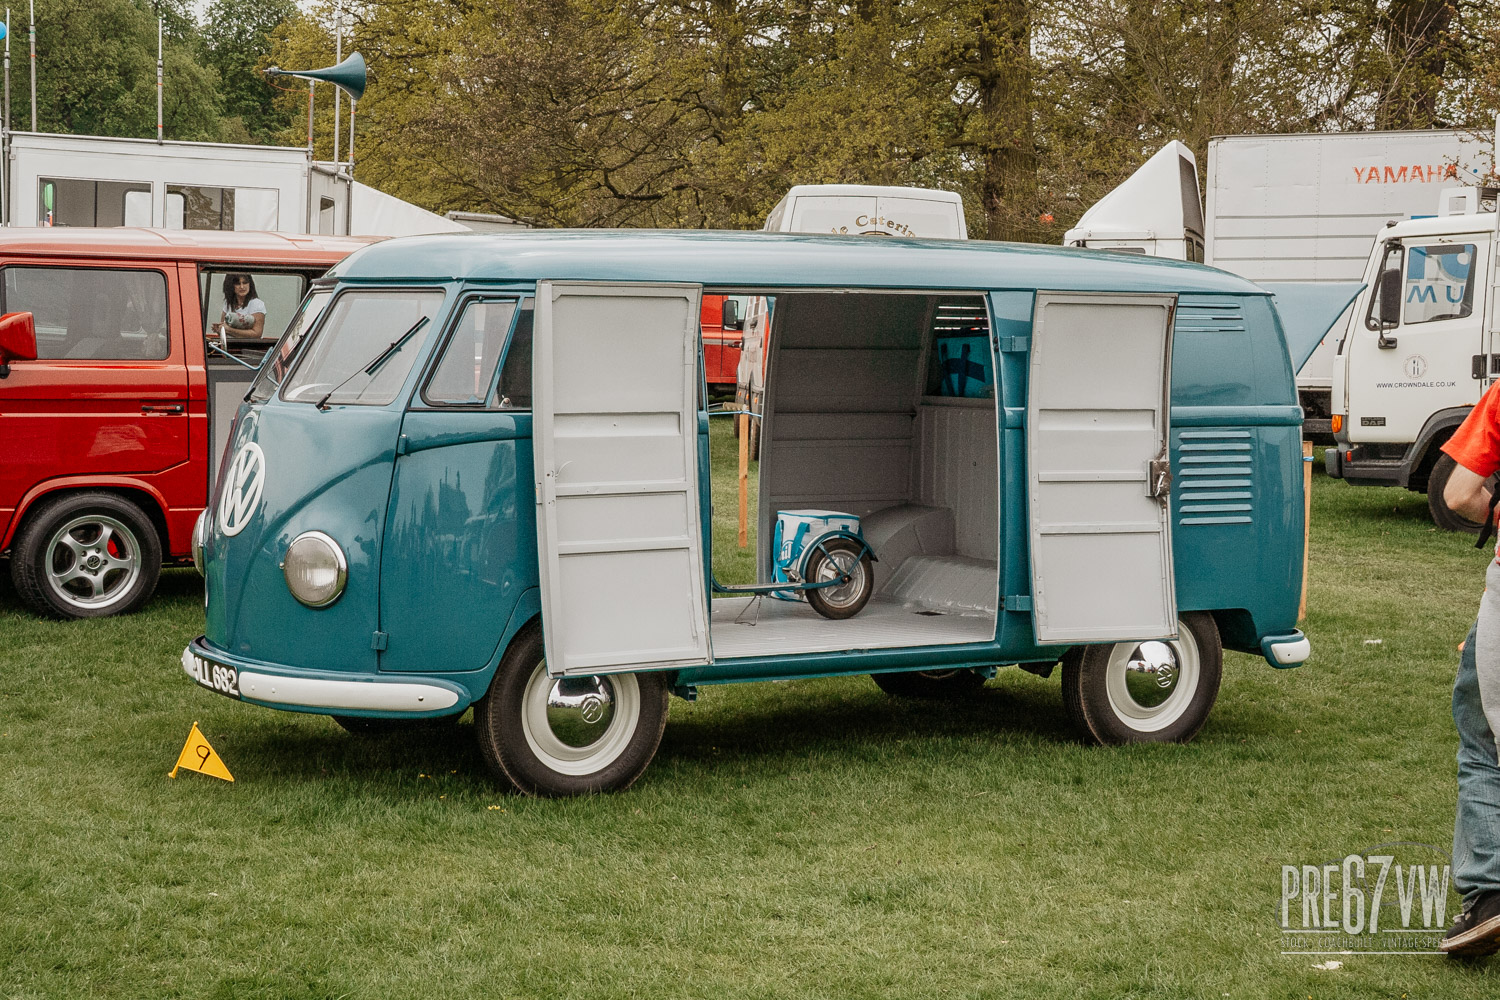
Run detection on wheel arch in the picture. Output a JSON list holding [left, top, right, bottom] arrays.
[[4, 478, 171, 555], [1399, 406, 1472, 492]]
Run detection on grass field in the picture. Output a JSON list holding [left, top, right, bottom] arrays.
[[3, 422, 1500, 997]]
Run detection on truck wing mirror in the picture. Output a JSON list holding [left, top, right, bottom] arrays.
[[721, 297, 742, 330], [0, 311, 37, 378], [1376, 269, 1402, 349]]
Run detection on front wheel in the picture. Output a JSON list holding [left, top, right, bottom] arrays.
[[1061, 612, 1222, 745], [1427, 454, 1482, 533], [474, 625, 670, 796], [11, 492, 162, 619]]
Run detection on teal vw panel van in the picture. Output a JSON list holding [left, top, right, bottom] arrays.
[[182, 231, 1338, 796]]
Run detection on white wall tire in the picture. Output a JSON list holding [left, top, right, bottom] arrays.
[[1061, 612, 1222, 745], [475, 624, 670, 796]]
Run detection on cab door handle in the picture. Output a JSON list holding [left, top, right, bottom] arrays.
[[141, 403, 185, 414]]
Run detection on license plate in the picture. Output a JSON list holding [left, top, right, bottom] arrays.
[[184, 649, 240, 699]]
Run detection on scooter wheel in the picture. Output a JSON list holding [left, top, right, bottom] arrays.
[[804, 539, 874, 620]]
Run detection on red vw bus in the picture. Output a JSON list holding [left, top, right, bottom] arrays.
[[0, 228, 374, 618]]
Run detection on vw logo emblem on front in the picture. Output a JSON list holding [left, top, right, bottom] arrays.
[[220, 442, 266, 537]]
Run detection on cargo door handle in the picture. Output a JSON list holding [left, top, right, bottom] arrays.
[[141, 403, 185, 414], [1148, 457, 1172, 503]]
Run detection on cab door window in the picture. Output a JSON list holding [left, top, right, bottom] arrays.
[[422, 298, 519, 406], [1, 266, 170, 360], [1402, 244, 1476, 324]]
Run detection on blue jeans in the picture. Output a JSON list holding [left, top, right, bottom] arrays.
[[1453, 614, 1500, 903]]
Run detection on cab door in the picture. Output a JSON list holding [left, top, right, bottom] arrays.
[[1026, 291, 1177, 643], [1346, 236, 1487, 444], [533, 281, 710, 675]]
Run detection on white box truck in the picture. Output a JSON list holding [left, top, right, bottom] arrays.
[[1068, 130, 1494, 434]]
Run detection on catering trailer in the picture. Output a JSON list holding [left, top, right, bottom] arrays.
[[174, 230, 1341, 795]]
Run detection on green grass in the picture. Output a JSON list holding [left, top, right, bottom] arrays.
[[2, 423, 1498, 997]]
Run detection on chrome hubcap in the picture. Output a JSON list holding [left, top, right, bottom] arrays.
[[1103, 627, 1200, 732], [545, 676, 617, 748], [45, 515, 141, 609], [813, 549, 865, 608], [520, 662, 641, 776], [1123, 641, 1180, 709]]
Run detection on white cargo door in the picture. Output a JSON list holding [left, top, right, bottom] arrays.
[[1027, 291, 1177, 643], [534, 281, 709, 675]]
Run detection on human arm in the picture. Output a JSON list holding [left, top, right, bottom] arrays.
[[1445, 462, 1494, 525]]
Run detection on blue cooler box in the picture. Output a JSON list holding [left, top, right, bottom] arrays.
[[771, 510, 862, 601], [935, 335, 993, 398]]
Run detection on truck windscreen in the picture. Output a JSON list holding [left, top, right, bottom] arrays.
[[248, 288, 332, 402]]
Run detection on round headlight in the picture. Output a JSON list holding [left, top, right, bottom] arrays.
[[192, 509, 208, 576], [282, 531, 348, 608]]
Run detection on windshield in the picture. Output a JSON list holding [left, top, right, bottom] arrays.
[[248, 288, 333, 402], [281, 289, 445, 406]]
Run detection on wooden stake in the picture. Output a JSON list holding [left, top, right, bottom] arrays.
[[1299, 439, 1313, 623], [738, 413, 749, 548]]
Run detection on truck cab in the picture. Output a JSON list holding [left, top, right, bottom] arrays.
[[1325, 191, 1499, 529]]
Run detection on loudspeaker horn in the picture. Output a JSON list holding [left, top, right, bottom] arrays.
[[266, 52, 366, 102]]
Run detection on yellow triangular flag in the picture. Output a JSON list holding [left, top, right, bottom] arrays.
[[168, 722, 234, 782]]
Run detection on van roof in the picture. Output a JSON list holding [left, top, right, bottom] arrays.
[[0, 227, 378, 264], [1382, 212, 1497, 240], [779, 185, 965, 203], [329, 229, 1265, 296]]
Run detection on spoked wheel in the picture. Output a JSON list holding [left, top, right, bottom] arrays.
[[871, 668, 987, 699], [1061, 612, 1222, 745], [475, 625, 670, 796], [804, 538, 874, 620], [12, 492, 161, 618]]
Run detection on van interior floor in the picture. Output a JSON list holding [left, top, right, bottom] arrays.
[[708, 594, 996, 660]]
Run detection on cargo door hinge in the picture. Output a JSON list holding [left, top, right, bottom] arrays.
[[999, 335, 1030, 353], [396, 435, 409, 456], [1004, 595, 1033, 612], [371, 631, 389, 651]]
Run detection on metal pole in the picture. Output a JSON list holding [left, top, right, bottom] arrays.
[[332, 1, 341, 168], [4, 8, 11, 135], [306, 80, 314, 231], [27, 0, 34, 132], [155, 18, 162, 143], [347, 99, 355, 177]]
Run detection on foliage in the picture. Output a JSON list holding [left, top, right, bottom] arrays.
[[268, 0, 1500, 236], [4, 0, 296, 143]]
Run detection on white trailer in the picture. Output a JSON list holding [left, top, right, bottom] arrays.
[[1067, 130, 1494, 434], [1206, 130, 1491, 432], [2, 132, 466, 237]]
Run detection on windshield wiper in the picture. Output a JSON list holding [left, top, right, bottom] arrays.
[[315, 316, 430, 410]]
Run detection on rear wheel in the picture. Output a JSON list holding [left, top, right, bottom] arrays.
[[1061, 612, 1222, 745], [1428, 454, 1482, 533], [871, 668, 986, 699], [474, 625, 670, 796], [11, 492, 162, 619]]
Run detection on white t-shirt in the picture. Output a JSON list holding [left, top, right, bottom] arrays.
[[223, 297, 267, 333]]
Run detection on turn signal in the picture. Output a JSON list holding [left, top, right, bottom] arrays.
[[1331, 414, 1344, 433]]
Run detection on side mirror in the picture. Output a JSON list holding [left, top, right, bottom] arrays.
[[721, 298, 742, 330], [1376, 269, 1402, 349], [0, 311, 37, 378]]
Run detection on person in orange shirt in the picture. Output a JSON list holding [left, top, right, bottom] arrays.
[[1437, 381, 1500, 956]]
